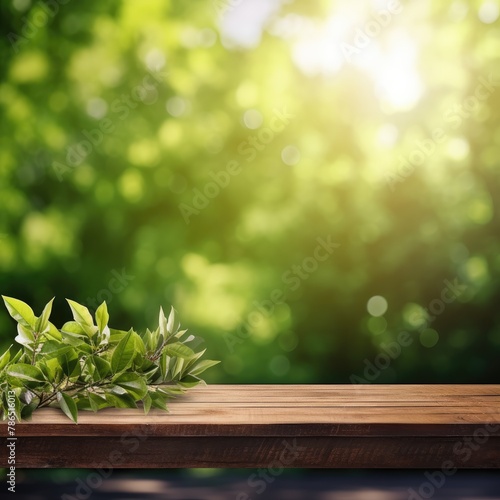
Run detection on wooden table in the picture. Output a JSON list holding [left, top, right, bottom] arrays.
[[1, 385, 500, 468]]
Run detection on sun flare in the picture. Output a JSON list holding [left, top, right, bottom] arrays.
[[290, 6, 424, 111]]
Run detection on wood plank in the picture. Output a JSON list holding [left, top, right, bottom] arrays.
[[1, 385, 499, 468], [9, 436, 500, 468]]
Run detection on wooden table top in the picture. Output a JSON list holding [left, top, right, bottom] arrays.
[[5, 384, 500, 437]]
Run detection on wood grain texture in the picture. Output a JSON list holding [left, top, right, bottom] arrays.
[[1, 385, 499, 468]]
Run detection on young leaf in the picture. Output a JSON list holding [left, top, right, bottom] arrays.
[[45, 322, 62, 341], [61, 321, 87, 337], [132, 333, 146, 366], [0, 346, 11, 371], [171, 357, 185, 379], [66, 299, 94, 328], [95, 302, 109, 333], [158, 306, 168, 339], [2, 296, 36, 328], [188, 359, 220, 377], [14, 324, 35, 347], [159, 350, 170, 381], [111, 330, 135, 374], [35, 298, 54, 335], [167, 306, 179, 334], [109, 328, 129, 344], [57, 392, 78, 423]]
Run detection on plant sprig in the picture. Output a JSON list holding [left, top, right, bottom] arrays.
[[0, 296, 219, 423]]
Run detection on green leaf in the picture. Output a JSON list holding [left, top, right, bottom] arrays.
[[142, 393, 152, 415], [57, 392, 78, 423], [10, 348, 23, 364], [113, 373, 147, 399], [109, 328, 129, 344], [167, 306, 179, 334], [88, 392, 108, 412], [174, 330, 195, 344], [57, 349, 79, 377], [61, 321, 87, 337], [132, 332, 146, 365], [35, 298, 54, 335], [164, 342, 195, 359], [2, 296, 36, 328], [158, 306, 168, 339], [14, 324, 35, 348], [149, 390, 169, 410], [20, 400, 37, 421], [91, 355, 111, 380], [0, 346, 11, 371], [76, 396, 93, 411], [178, 375, 203, 389], [105, 390, 137, 408], [40, 340, 74, 360], [157, 385, 185, 396], [44, 322, 62, 341], [141, 328, 154, 352], [183, 348, 206, 371], [95, 301, 109, 333], [66, 299, 94, 328], [39, 357, 63, 383], [188, 359, 220, 377], [111, 330, 135, 374], [171, 357, 185, 379], [7, 363, 45, 383], [159, 350, 170, 380]]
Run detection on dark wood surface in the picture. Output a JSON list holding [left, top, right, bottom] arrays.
[[1, 385, 500, 468]]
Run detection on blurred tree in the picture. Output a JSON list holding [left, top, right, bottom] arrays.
[[0, 0, 499, 384]]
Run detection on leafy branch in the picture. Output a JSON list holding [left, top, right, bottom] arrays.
[[0, 296, 219, 423]]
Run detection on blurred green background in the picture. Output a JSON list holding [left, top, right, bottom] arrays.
[[1, 0, 499, 385]]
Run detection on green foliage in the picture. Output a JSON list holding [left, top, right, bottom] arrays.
[[0, 296, 219, 423], [0, 0, 499, 385]]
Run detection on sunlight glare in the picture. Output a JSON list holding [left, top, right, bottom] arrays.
[[290, 7, 424, 112]]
